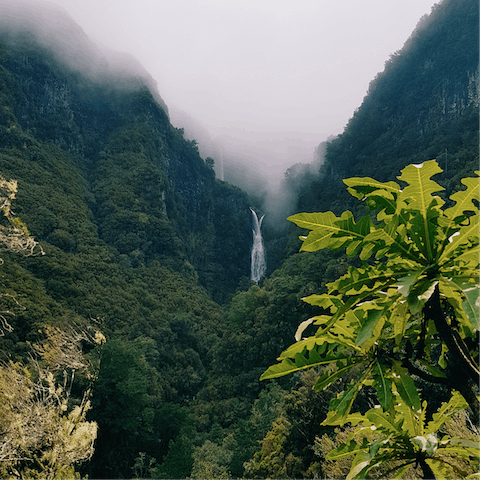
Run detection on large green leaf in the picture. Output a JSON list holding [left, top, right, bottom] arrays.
[[444, 173, 479, 222], [363, 217, 420, 263], [347, 450, 377, 480], [436, 172, 479, 261], [326, 314, 359, 348], [326, 438, 370, 461], [394, 398, 421, 437], [289, 210, 373, 254], [343, 177, 401, 201], [393, 369, 421, 413], [278, 335, 328, 358], [343, 177, 401, 221], [442, 243, 480, 272], [346, 438, 385, 480], [365, 408, 401, 436], [426, 390, 468, 434], [372, 362, 393, 411], [405, 278, 438, 315], [397, 160, 445, 211], [391, 301, 410, 345], [355, 307, 385, 347], [397, 161, 444, 261], [405, 206, 442, 263], [305, 288, 383, 339], [322, 366, 372, 426], [260, 345, 350, 380], [438, 213, 479, 265], [462, 284, 480, 329], [441, 277, 479, 331], [331, 263, 398, 296], [314, 357, 367, 392], [397, 270, 424, 297], [302, 293, 343, 310]]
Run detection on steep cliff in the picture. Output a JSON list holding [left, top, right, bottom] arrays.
[[0, 7, 255, 475], [1, 0, 478, 477], [294, 0, 478, 216], [0, 5, 251, 303]]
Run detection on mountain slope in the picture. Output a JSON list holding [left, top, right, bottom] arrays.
[[0, 0, 478, 478], [0, 4, 252, 303], [0, 4, 253, 476], [293, 0, 478, 217]]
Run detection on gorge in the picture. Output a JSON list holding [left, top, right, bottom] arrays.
[[0, 0, 477, 478]]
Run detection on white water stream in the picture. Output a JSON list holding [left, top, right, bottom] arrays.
[[250, 208, 266, 283]]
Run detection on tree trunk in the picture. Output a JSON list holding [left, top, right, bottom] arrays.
[[419, 458, 436, 480], [424, 285, 479, 425]]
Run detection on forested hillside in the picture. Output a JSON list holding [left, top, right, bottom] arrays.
[[0, 4, 253, 477], [295, 0, 478, 216], [0, 0, 477, 478]]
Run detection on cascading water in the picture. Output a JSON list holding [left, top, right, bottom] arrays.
[[250, 208, 266, 283]]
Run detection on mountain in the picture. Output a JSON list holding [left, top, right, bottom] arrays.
[[0, 0, 477, 478], [0, 1, 253, 304], [0, 3, 254, 476], [224, 0, 479, 476], [281, 0, 478, 221]]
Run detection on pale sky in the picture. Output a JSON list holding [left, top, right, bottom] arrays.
[[10, 0, 441, 182]]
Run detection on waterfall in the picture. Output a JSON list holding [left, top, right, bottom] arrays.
[[250, 208, 266, 283]]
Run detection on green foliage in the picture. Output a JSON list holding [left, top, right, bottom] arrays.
[[241, 371, 335, 478], [325, 390, 479, 480], [190, 439, 233, 479], [244, 415, 302, 479], [262, 161, 479, 478], [0, 172, 43, 259], [0, 337, 98, 479], [228, 382, 286, 476], [319, 394, 479, 480], [87, 338, 162, 477], [205, 156, 215, 169], [150, 429, 194, 479], [0, 55, 238, 473]]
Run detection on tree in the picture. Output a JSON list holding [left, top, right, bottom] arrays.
[[190, 439, 233, 479], [0, 173, 100, 478], [0, 329, 102, 479], [243, 415, 302, 479], [0, 173, 44, 336], [149, 429, 193, 479], [0, 175, 43, 257], [261, 161, 479, 479]]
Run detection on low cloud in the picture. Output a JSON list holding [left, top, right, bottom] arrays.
[[0, 0, 167, 110]]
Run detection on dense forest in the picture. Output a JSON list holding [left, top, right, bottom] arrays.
[[0, 0, 478, 478]]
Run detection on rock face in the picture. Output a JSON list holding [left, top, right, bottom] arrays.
[[365, 0, 478, 126], [0, 4, 251, 302], [294, 0, 478, 217]]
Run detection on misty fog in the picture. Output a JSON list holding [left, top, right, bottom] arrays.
[[2, 0, 316, 229], [169, 106, 329, 230], [0, 0, 440, 231], [0, 0, 168, 110]]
